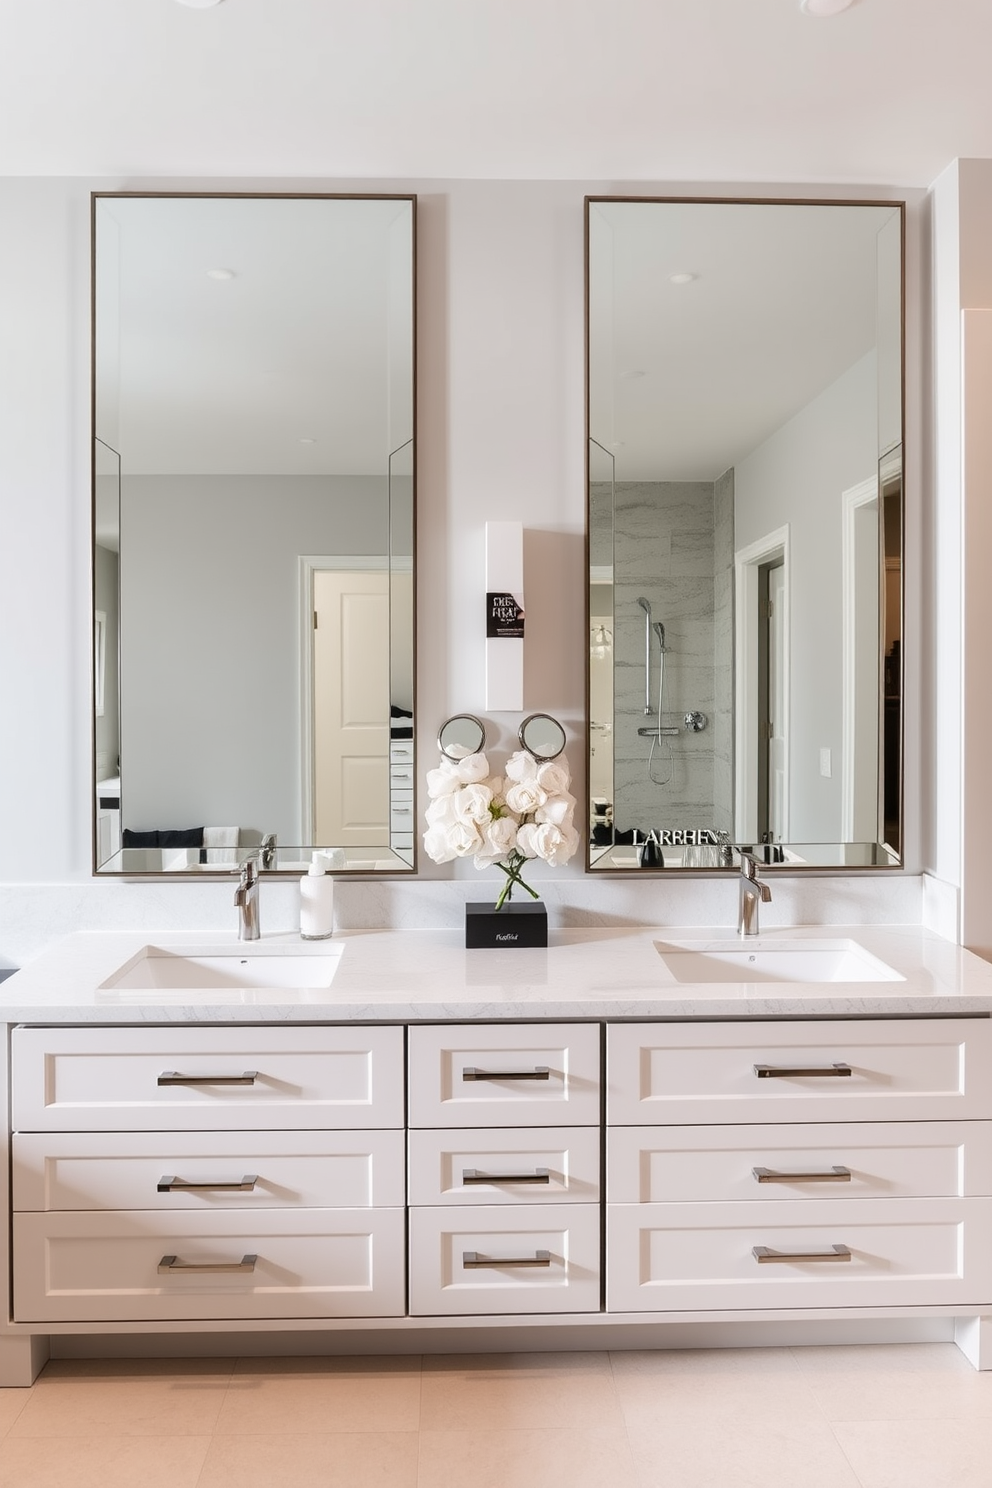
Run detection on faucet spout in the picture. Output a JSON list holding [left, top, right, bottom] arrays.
[[738, 851, 772, 938], [234, 855, 261, 941]]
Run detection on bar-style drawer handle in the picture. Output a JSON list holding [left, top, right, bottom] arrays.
[[462, 1168, 551, 1185], [754, 1063, 852, 1079], [157, 1175, 258, 1193], [157, 1071, 259, 1086], [462, 1249, 552, 1269], [753, 1244, 852, 1264], [462, 1066, 550, 1082], [158, 1253, 258, 1273], [753, 1166, 852, 1184]]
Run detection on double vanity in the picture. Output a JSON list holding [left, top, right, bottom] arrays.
[[2, 923, 992, 1383]]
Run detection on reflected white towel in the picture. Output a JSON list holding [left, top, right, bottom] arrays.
[[203, 826, 239, 864]]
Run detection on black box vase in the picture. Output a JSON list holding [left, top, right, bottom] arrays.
[[465, 901, 548, 949]]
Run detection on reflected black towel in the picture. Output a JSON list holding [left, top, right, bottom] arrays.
[[122, 827, 204, 849]]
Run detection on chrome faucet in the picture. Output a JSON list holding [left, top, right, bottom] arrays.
[[738, 851, 772, 938], [234, 854, 261, 941]]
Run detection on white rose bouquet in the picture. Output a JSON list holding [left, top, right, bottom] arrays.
[[424, 747, 580, 911]]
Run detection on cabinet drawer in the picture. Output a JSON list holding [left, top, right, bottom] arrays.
[[607, 1019, 992, 1125], [13, 1209, 407, 1323], [409, 1204, 600, 1315], [606, 1198, 992, 1313], [11, 1026, 405, 1132], [409, 1127, 599, 1206], [409, 1024, 600, 1128], [13, 1130, 406, 1212], [608, 1122, 992, 1203]]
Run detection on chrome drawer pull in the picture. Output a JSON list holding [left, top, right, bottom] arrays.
[[157, 1071, 259, 1086], [462, 1168, 551, 1185], [158, 1253, 257, 1273], [753, 1244, 852, 1264], [462, 1249, 552, 1269], [462, 1066, 550, 1082], [754, 1063, 852, 1079], [157, 1175, 258, 1193], [753, 1166, 852, 1184]]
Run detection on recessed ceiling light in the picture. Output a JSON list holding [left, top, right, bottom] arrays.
[[175, 0, 225, 9], [206, 268, 235, 281], [800, 0, 856, 15], [299, 437, 316, 445], [620, 369, 646, 381], [669, 272, 697, 285]]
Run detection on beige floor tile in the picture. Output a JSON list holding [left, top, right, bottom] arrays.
[[832, 1416, 992, 1488], [792, 1342, 973, 1374], [611, 1346, 802, 1377], [0, 1433, 210, 1488], [216, 1356, 422, 1434], [804, 1364, 992, 1421], [614, 1362, 826, 1432], [0, 1392, 32, 1440], [196, 1431, 419, 1488], [417, 1428, 636, 1488], [421, 1352, 622, 1433], [629, 1416, 863, 1488], [9, 1361, 233, 1439]]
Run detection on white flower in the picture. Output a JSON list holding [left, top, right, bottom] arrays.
[[426, 765, 462, 801], [474, 814, 519, 866], [423, 824, 459, 863], [425, 794, 459, 828], [454, 751, 490, 785], [505, 779, 547, 814], [535, 793, 576, 829], [537, 760, 570, 796], [517, 819, 579, 866], [453, 782, 494, 825]]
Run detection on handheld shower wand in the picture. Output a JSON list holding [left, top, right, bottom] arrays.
[[637, 598, 652, 713]]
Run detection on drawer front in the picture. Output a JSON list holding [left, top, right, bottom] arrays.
[[608, 1122, 992, 1203], [13, 1130, 406, 1212], [409, 1203, 601, 1315], [607, 1019, 992, 1125], [409, 1127, 600, 1206], [606, 1198, 992, 1313], [13, 1209, 407, 1323], [11, 1026, 404, 1132], [409, 1024, 600, 1128]]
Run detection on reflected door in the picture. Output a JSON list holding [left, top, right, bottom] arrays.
[[313, 571, 390, 846]]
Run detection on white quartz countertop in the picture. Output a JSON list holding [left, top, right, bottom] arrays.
[[1, 925, 992, 1022]]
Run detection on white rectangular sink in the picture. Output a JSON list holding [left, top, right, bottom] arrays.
[[654, 938, 904, 985], [100, 945, 344, 992]]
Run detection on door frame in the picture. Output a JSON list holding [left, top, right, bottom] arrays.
[[840, 476, 880, 841], [735, 525, 791, 844]]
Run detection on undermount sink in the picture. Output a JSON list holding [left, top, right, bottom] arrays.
[[654, 938, 904, 985], [100, 945, 344, 992]]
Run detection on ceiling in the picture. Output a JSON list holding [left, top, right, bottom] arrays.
[[1, 1, 991, 184]]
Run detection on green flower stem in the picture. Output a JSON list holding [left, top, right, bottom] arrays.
[[494, 851, 540, 911]]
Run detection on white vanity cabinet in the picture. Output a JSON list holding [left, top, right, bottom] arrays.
[[406, 1023, 602, 1315], [10, 1025, 407, 1324], [606, 1019, 992, 1313]]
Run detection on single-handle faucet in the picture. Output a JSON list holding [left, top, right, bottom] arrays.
[[738, 851, 772, 938], [234, 855, 261, 941]]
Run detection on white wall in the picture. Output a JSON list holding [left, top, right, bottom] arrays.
[[734, 352, 878, 842], [0, 176, 925, 966]]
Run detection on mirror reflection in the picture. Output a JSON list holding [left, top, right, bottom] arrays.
[[92, 193, 415, 875], [587, 198, 903, 870]]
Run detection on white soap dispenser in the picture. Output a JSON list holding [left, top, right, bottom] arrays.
[[300, 852, 335, 940]]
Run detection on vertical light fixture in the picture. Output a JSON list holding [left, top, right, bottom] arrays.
[[485, 522, 525, 710]]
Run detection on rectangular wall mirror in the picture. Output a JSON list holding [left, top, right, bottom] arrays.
[[92, 192, 416, 875], [587, 196, 903, 872]]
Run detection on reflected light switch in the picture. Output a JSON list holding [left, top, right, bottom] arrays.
[[819, 747, 832, 778]]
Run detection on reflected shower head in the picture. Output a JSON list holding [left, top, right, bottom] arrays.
[[653, 621, 666, 651], [637, 596, 652, 616]]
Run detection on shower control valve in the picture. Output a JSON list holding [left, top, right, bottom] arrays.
[[684, 711, 708, 732]]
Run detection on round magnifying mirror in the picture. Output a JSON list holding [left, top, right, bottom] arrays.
[[437, 714, 487, 761], [518, 713, 567, 761]]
